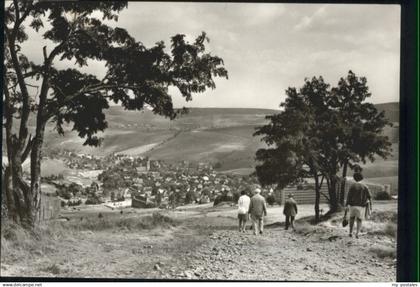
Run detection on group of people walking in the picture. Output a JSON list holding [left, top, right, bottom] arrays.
[[237, 171, 372, 238], [237, 188, 298, 235]]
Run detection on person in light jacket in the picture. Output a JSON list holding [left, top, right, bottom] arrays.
[[237, 190, 250, 232], [248, 188, 267, 235]]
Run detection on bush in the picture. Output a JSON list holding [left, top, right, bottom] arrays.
[[85, 195, 104, 205], [266, 195, 276, 206], [374, 191, 392, 200], [56, 188, 73, 200], [232, 192, 240, 203], [184, 191, 196, 204], [116, 194, 125, 202], [68, 182, 84, 196], [213, 194, 233, 206]]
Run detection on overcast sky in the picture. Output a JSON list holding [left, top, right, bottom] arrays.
[[21, 2, 401, 110]]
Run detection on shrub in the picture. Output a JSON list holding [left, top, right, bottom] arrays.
[[213, 194, 233, 206], [232, 192, 240, 203], [68, 182, 84, 196], [85, 195, 104, 205], [213, 195, 222, 206], [374, 191, 392, 200], [184, 191, 195, 204], [266, 195, 276, 206], [56, 188, 72, 200]]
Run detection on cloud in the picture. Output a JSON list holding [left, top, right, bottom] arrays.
[[15, 3, 400, 109], [238, 3, 286, 26], [294, 6, 327, 31]]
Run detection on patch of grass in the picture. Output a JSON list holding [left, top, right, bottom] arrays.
[[1, 222, 62, 265], [294, 222, 317, 235], [384, 222, 397, 237], [40, 263, 61, 275], [369, 246, 396, 259], [369, 222, 397, 238], [66, 212, 177, 232], [369, 210, 397, 224], [1, 212, 178, 271]]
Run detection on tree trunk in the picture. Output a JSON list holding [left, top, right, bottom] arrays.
[[328, 175, 340, 213], [339, 162, 348, 206], [3, 166, 17, 223], [3, 68, 18, 223], [30, 126, 46, 225], [4, 21, 35, 227], [30, 53, 52, 225], [10, 153, 33, 227], [314, 174, 320, 223]]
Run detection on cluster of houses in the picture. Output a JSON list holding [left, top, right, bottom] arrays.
[[43, 151, 278, 209], [96, 155, 269, 208]]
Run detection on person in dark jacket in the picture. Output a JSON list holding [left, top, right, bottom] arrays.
[[346, 172, 372, 238], [283, 193, 298, 231]]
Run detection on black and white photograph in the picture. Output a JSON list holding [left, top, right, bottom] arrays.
[[1, 1, 402, 281]]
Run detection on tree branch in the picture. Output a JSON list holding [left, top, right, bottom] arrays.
[[21, 134, 33, 163], [320, 192, 330, 202], [319, 175, 325, 189], [11, 1, 32, 39], [55, 83, 143, 106], [5, 25, 31, 150], [3, 66, 16, 164]]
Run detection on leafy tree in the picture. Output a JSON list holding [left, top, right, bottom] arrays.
[[254, 76, 331, 222], [3, 1, 228, 227], [330, 71, 392, 204], [254, 72, 391, 221]]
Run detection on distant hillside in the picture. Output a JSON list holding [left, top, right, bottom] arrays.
[[40, 107, 277, 159], [4, 103, 399, 184], [375, 102, 399, 123]]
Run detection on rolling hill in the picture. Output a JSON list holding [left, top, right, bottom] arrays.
[[3, 102, 400, 190]]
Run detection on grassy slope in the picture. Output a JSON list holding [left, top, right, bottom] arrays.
[[145, 125, 268, 170]]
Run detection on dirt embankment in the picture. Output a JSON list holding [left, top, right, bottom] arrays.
[[1, 202, 397, 281]]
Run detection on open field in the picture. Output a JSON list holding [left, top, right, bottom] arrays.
[[1, 201, 397, 280]]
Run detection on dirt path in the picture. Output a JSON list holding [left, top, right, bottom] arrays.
[[1, 202, 397, 281], [168, 221, 396, 281]]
